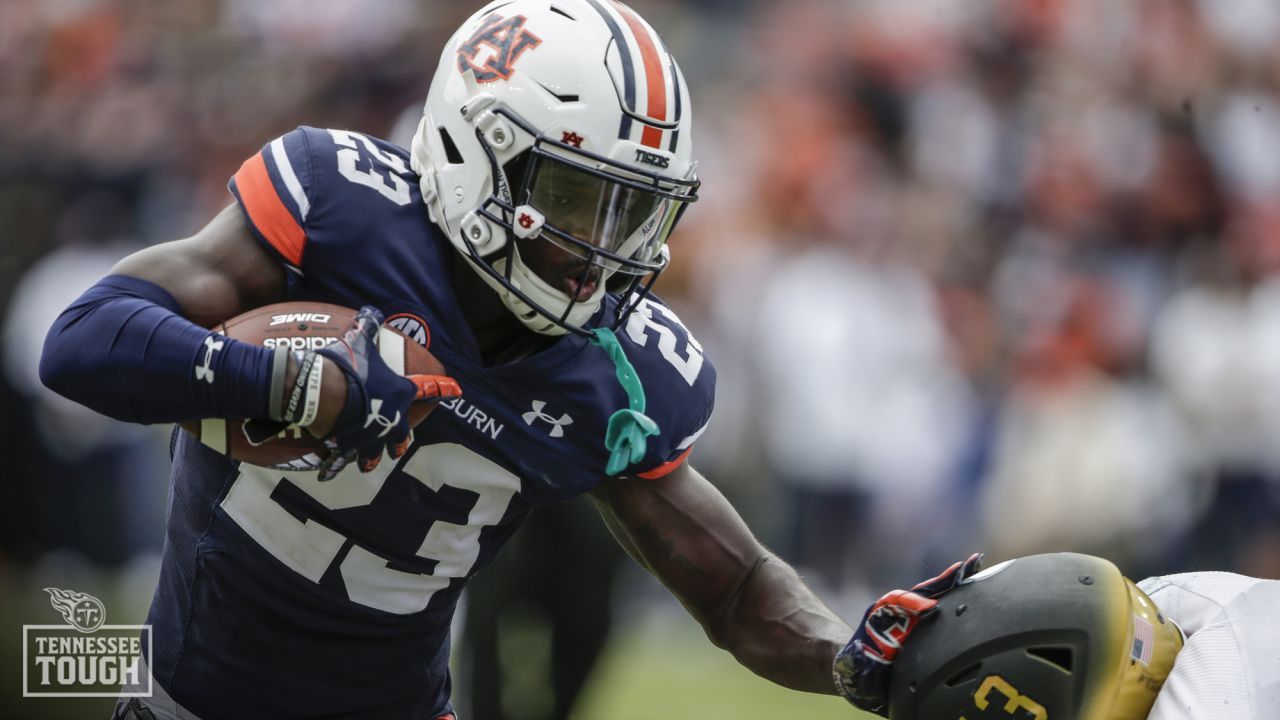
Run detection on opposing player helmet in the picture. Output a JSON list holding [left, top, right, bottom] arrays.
[[887, 553, 1183, 720], [412, 0, 698, 336]]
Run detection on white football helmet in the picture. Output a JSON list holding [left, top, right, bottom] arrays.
[[411, 0, 699, 336]]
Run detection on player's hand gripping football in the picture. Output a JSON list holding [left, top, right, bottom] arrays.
[[242, 306, 458, 480], [833, 552, 983, 716], [310, 306, 461, 479]]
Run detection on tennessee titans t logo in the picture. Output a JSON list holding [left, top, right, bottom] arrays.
[[45, 587, 106, 633], [456, 13, 542, 83]]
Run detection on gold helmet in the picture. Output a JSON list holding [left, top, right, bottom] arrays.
[[886, 553, 1183, 719]]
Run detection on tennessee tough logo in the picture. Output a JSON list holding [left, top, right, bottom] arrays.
[[457, 14, 541, 83]]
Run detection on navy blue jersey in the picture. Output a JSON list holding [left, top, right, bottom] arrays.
[[143, 126, 715, 719]]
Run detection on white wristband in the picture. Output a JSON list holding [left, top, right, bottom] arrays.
[[296, 356, 325, 428]]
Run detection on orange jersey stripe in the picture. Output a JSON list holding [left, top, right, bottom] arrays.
[[637, 446, 693, 480], [615, 3, 667, 148], [234, 152, 306, 267]]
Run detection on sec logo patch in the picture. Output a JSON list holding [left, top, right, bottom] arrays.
[[386, 313, 430, 348]]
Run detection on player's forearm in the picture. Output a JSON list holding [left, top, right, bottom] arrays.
[[39, 275, 276, 424], [591, 468, 853, 695], [709, 553, 852, 694]]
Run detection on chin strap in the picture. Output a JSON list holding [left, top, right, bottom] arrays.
[[589, 328, 660, 476]]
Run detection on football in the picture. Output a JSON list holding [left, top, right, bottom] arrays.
[[179, 302, 446, 470]]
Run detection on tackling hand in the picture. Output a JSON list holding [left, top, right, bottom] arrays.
[[833, 553, 983, 716]]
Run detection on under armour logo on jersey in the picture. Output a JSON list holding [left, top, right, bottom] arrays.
[[364, 398, 401, 438], [522, 400, 573, 438], [456, 13, 542, 84], [195, 335, 224, 384]]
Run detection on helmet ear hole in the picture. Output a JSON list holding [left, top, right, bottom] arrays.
[[438, 127, 463, 165], [1026, 646, 1075, 674], [945, 663, 983, 688]]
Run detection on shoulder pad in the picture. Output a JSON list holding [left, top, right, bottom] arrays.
[[229, 127, 419, 274], [613, 294, 716, 478]]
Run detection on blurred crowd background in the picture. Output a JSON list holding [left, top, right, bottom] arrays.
[[4, 0, 1280, 718]]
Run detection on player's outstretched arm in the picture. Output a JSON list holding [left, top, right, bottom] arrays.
[[589, 461, 853, 695]]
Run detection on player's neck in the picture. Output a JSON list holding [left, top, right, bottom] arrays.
[[448, 250, 556, 364]]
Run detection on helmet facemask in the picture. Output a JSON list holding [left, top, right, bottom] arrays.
[[460, 106, 698, 337]]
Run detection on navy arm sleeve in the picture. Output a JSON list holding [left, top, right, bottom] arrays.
[[39, 275, 273, 424]]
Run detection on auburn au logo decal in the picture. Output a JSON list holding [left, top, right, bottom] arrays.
[[456, 14, 541, 83]]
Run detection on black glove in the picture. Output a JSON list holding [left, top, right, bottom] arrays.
[[833, 553, 983, 715]]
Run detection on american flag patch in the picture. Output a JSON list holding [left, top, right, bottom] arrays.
[[1131, 615, 1154, 665]]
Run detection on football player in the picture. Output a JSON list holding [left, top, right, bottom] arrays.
[[39, 1, 967, 718], [879, 552, 1280, 720]]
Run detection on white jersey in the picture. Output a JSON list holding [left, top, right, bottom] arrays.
[[1138, 572, 1280, 720]]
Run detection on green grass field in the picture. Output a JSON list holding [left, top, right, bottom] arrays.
[[575, 609, 875, 720]]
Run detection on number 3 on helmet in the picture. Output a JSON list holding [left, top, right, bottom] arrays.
[[410, 0, 699, 337]]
